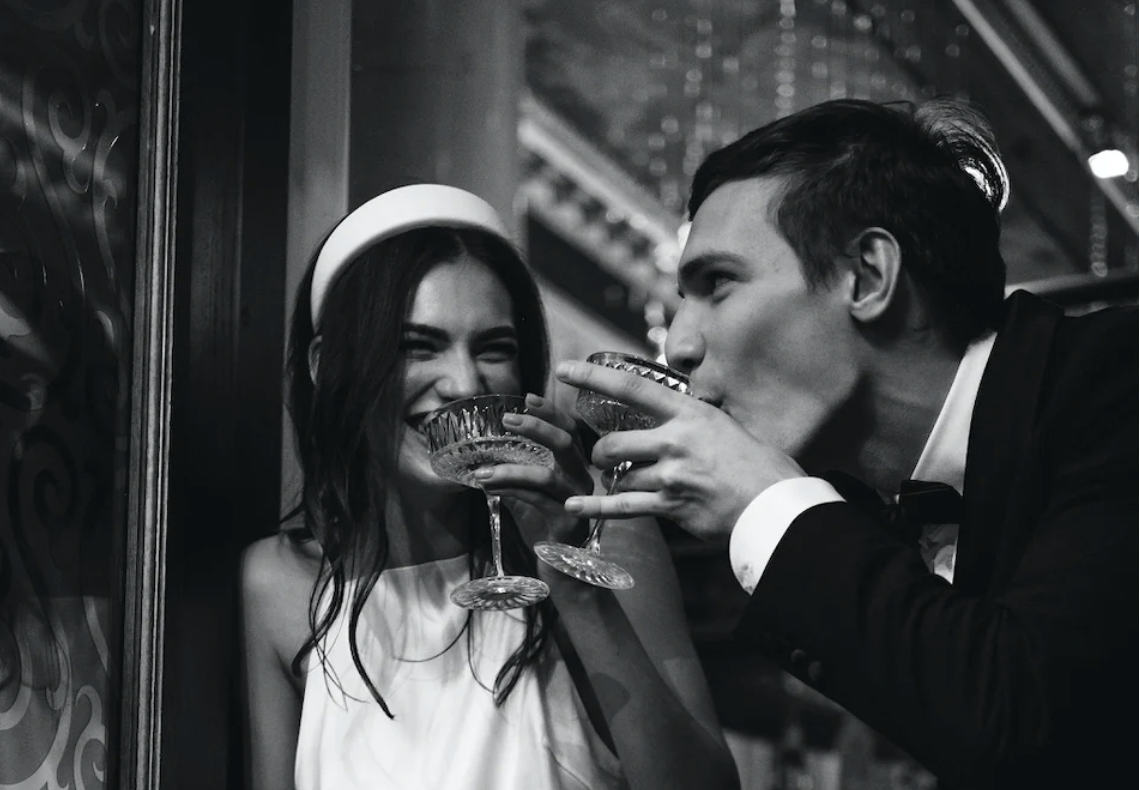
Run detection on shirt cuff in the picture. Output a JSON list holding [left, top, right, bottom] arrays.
[[729, 477, 844, 593]]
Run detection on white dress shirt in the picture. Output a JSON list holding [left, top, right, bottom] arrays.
[[729, 333, 998, 594]]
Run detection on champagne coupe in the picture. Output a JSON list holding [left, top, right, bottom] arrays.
[[424, 394, 555, 610], [534, 352, 691, 589]]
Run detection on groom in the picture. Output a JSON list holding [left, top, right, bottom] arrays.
[[557, 98, 1136, 789]]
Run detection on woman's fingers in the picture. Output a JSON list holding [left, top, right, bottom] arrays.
[[502, 411, 573, 453], [523, 392, 577, 434], [501, 399, 595, 494], [477, 455, 600, 503]]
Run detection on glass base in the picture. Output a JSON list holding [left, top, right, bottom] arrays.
[[533, 541, 635, 590], [450, 575, 550, 610]]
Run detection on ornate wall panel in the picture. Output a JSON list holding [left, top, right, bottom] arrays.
[[0, 1, 140, 787]]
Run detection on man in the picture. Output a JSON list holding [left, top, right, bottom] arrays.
[[555, 98, 1136, 789]]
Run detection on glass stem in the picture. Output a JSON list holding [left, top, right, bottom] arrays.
[[485, 492, 506, 577], [583, 461, 631, 554]]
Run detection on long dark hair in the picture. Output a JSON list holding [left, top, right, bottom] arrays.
[[690, 97, 1009, 351], [284, 223, 555, 716]]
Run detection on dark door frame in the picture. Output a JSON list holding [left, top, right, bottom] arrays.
[[119, 0, 181, 784], [120, 0, 292, 786]]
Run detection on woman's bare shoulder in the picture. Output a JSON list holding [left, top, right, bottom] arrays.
[[241, 531, 322, 662], [243, 530, 322, 592]]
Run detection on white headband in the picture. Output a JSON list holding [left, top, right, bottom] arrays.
[[309, 183, 510, 329]]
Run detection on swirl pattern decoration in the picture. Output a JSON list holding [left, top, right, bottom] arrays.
[[0, 0, 140, 786]]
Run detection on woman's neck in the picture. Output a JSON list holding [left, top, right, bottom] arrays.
[[384, 484, 477, 569]]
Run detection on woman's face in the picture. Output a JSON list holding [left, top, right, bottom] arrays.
[[396, 256, 522, 489]]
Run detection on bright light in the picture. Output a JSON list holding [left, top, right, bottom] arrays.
[[1088, 148, 1130, 179], [676, 220, 691, 249]]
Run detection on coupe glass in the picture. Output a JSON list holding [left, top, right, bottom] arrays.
[[424, 394, 554, 610], [534, 352, 691, 589]]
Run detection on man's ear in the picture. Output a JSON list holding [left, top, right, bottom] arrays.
[[844, 227, 902, 324], [308, 336, 321, 384]]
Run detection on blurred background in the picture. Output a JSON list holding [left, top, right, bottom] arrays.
[[521, 0, 1138, 354], [0, 1, 1136, 788]]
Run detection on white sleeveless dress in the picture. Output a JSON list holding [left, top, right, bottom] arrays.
[[294, 555, 626, 790]]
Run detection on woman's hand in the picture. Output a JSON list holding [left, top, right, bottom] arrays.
[[472, 392, 596, 547]]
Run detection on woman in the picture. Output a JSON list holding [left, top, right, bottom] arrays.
[[240, 184, 738, 790]]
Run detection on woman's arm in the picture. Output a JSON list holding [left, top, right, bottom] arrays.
[[240, 534, 312, 790], [494, 395, 739, 790], [539, 512, 739, 790]]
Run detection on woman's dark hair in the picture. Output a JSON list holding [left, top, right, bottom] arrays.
[[284, 222, 554, 716], [689, 97, 1009, 351]]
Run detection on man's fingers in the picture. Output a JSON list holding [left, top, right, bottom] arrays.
[[590, 429, 670, 470], [607, 461, 666, 493], [555, 360, 675, 419], [564, 490, 666, 519]]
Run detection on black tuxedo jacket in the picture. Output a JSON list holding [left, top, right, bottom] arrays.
[[736, 291, 1137, 789]]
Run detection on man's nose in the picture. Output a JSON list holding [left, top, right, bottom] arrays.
[[664, 304, 704, 376]]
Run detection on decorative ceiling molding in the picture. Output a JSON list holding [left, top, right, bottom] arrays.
[[518, 91, 683, 322], [949, 0, 1139, 234], [998, 0, 1102, 107]]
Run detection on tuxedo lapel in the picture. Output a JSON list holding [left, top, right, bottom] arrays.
[[956, 291, 1063, 594]]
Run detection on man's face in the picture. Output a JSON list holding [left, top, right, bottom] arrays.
[[666, 177, 862, 461]]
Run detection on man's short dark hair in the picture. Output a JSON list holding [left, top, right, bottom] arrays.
[[689, 98, 1010, 349]]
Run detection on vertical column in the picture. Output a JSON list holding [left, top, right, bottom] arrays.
[[348, 0, 524, 232], [283, 0, 524, 508], [283, 0, 353, 506], [287, 0, 352, 290]]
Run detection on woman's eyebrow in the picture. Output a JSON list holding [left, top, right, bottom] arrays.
[[402, 323, 517, 341], [402, 322, 448, 340], [473, 325, 518, 341]]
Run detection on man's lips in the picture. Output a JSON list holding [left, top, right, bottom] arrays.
[[694, 391, 723, 409]]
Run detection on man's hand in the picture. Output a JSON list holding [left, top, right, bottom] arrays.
[[556, 359, 806, 541]]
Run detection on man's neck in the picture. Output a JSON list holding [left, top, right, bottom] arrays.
[[814, 338, 962, 496]]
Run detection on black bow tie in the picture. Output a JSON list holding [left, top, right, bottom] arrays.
[[821, 471, 963, 543]]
